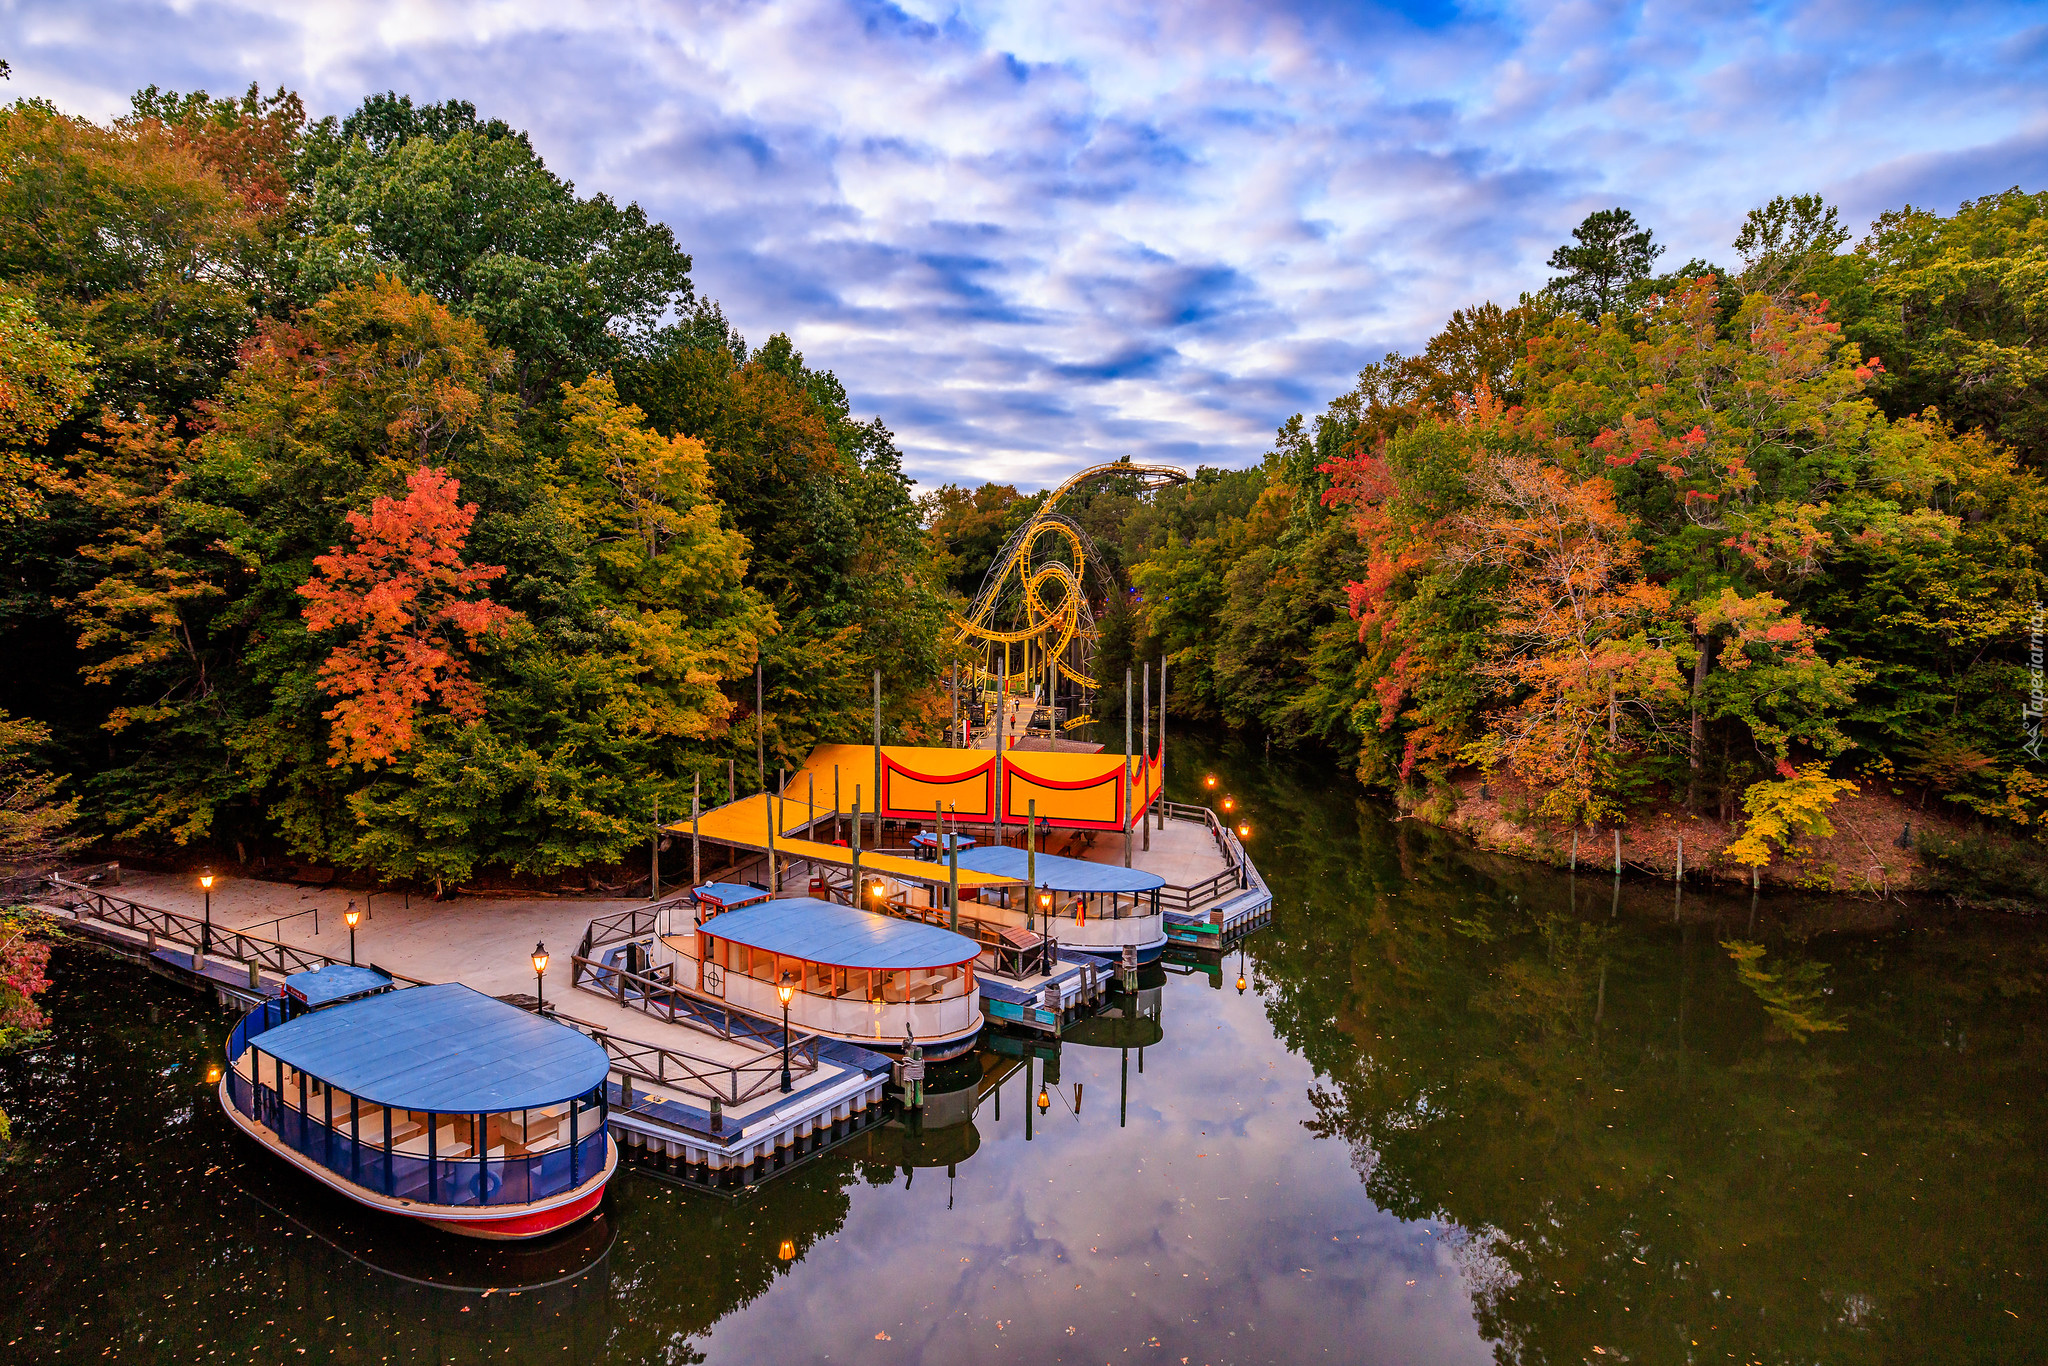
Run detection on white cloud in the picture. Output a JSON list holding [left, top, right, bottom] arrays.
[[8, 0, 2045, 488]]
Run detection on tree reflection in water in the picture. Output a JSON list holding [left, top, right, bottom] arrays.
[[1211, 725, 2048, 1365]]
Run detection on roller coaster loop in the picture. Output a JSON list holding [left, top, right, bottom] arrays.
[[952, 461, 1189, 704]]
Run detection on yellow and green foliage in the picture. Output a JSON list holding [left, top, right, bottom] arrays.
[[1723, 764, 1859, 869]]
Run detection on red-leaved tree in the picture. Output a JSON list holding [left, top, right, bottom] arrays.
[[297, 466, 520, 766]]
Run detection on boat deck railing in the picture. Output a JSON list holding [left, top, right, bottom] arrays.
[[865, 896, 1059, 980]]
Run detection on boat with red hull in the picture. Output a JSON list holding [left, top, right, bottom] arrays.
[[222, 967, 615, 1241]]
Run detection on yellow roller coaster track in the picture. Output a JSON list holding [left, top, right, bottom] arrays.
[[952, 461, 1189, 699]]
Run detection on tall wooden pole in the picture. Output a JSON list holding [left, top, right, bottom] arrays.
[[755, 662, 766, 793], [1027, 798, 1037, 933], [808, 771, 816, 839], [1158, 656, 1168, 829], [947, 803, 960, 931], [950, 662, 958, 748], [1123, 666, 1133, 867], [691, 775, 701, 888], [995, 652, 1006, 839], [1141, 662, 1151, 852], [652, 796, 661, 898], [833, 766, 841, 843], [850, 788, 863, 908], [872, 669, 883, 851], [766, 786, 778, 894]]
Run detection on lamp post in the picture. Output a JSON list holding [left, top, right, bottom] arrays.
[[533, 942, 549, 1011], [1204, 773, 1217, 791], [778, 974, 795, 1093], [344, 904, 360, 967], [198, 870, 214, 958], [1237, 822, 1251, 840]]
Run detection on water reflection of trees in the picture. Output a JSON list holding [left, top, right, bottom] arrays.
[[1171, 728, 2048, 1366], [0, 950, 896, 1363]]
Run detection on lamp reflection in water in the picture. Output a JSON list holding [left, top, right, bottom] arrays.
[[778, 1238, 796, 1261], [1236, 946, 1248, 996], [778, 973, 795, 1093]]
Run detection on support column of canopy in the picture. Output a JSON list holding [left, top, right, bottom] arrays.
[[1123, 666, 1133, 867]]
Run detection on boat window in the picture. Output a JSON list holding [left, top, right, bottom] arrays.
[[805, 959, 830, 993], [437, 1114, 479, 1160], [389, 1109, 434, 1154], [502, 1102, 568, 1154], [880, 970, 906, 1003]]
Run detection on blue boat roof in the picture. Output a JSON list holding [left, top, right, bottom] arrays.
[[700, 897, 979, 969], [243, 983, 609, 1113], [693, 882, 771, 909], [954, 846, 1166, 893], [283, 963, 393, 1007]]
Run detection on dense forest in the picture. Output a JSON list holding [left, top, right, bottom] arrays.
[[0, 79, 2042, 906], [0, 85, 956, 893], [926, 193, 2048, 902]]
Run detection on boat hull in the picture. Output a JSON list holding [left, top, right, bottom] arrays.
[[666, 975, 983, 1062], [219, 1077, 616, 1242], [1056, 934, 1167, 966]]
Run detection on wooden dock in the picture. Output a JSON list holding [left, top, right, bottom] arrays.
[[36, 877, 892, 1192]]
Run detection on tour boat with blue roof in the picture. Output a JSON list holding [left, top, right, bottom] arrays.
[[951, 846, 1168, 965], [221, 966, 616, 1241], [660, 889, 984, 1061]]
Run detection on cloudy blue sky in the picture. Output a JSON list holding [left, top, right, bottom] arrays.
[[10, 1, 2047, 488]]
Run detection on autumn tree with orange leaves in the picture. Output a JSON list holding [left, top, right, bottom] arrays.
[[298, 466, 520, 766], [1447, 448, 1684, 824]]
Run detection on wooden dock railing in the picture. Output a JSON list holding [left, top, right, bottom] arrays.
[[549, 1005, 819, 1109], [51, 877, 809, 1112], [575, 895, 697, 960], [37, 878, 435, 983]]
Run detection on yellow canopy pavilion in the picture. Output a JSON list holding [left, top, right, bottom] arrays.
[[783, 743, 1162, 832]]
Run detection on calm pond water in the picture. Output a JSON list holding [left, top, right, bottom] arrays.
[[4, 730, 2046, 1364]]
